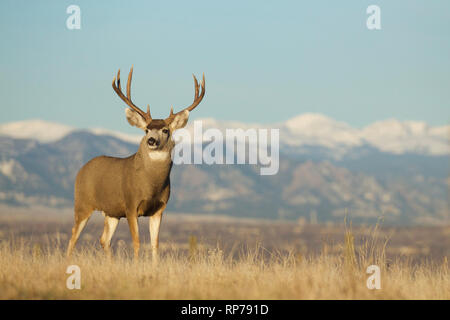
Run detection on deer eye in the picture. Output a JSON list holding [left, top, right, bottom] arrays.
[[145, 129, 149, 134], [162, 129, 169, 134]]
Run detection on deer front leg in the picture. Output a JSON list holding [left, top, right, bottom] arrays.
[[149, 203, 166, 265], [127, 214, 140, 260], [100, 215, 119, 257]]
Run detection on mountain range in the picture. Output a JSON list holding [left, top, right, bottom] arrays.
[[0, 114, 448, 225]]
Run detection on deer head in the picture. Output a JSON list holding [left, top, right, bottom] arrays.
[[112, 67, 205, 152]]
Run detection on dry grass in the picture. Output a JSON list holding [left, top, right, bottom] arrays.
[[0, 224, 448, 300]]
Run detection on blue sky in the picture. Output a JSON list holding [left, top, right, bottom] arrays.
[[0, 0, 449, 134]]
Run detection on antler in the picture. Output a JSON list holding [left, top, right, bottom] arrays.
[[112, 66, 152, 124], [165, 73, 205, 123]]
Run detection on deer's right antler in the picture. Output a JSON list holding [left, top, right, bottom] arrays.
[[112, 66, 152, 124], [165, 73, 205, 124]]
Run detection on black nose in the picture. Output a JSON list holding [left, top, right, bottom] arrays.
[[148, 137, 156, 146]]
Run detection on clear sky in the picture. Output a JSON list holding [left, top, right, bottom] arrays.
[[0, 0, 449, 134]]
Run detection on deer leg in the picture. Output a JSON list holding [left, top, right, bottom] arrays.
[[100, 215, 119, 257], [149, 204, 166, 265], [127, 215, 140, 260], [66, 210, 91, 257]]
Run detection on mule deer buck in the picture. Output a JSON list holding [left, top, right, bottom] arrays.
[[66, 67, 205, 260]]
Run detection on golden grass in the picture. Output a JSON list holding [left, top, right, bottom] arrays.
[[0, 227, 448, 300]]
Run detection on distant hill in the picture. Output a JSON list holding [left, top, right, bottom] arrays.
[[0, 115, 448, 225]]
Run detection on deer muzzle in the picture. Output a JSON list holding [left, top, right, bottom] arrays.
[[147, 137, 160, 148]]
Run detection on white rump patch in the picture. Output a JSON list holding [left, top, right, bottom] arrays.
[[148, 151, 170, 161]]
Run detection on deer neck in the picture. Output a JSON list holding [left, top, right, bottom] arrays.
[[134, 141, 173, 174]]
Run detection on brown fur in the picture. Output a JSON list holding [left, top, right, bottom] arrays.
[[67, 118, 179, 259]]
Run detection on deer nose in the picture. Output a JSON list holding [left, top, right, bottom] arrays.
[[148, 137, 157, 146]]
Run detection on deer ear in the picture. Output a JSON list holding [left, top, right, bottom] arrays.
[[169, 110, 190, 131], [125, 108, 147, 130]]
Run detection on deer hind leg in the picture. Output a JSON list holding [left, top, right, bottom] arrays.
[[149, 203, 166, 265], [127, 215, 140, 260], [100, 215, 119, 257], [66, 209, 92, 257]]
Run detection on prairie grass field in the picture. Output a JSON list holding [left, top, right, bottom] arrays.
[[0, 206, 448, 299]]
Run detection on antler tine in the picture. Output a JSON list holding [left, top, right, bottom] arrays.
[[193, 74, 199, 102], [112, 67, 152, 123], [116, 69, 121, 91], [126, 66, 133, 100], [165, 73, 205, 123], [187, 73, 205, 112]]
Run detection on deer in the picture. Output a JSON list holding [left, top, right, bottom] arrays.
[[66, 67, 205, 260]]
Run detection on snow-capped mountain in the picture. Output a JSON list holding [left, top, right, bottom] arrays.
[[0, 120, 74, 143], [361, 119, 449, 155], [0, 120, 143, 144], [0, 115, 448, 225], [283, 114, 361, 148], [1, 114, 447, 156]]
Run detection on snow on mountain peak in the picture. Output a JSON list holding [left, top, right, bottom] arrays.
[[0, 119, 74, 143], [285, 113, 339, 130], [283, 113, 362, 148], [89, 128, 142, 144], [361, 119, 449, 155], [0, 115, 448, 156]]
